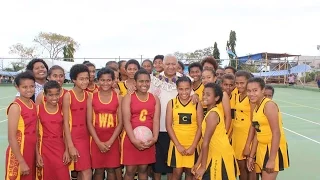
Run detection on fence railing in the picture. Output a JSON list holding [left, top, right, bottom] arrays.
[[1, 57, 319, 87]]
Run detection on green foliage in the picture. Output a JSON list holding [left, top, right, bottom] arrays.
[[34, 32, 79, 59], [226, 30, 237, 68], [11, 62, 25, 71], [63, 44, 75, 62], [213, 42, 220, 60], [300, 71, 320, 83], [173, 46, 222, 64], [238, 64, 258, 73]]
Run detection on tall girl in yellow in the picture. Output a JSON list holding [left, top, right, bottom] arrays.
[[193, 83, 239, 180], [232, 70, 255, 180], [166, 76, 203, 180], [246, 77, 289, 180]]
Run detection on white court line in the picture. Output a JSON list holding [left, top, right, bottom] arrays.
[[284, 127, 320, 145], [0, 119, 7, 123], [280, 106, 302, 108], [276, 99, 320, 111], [0, 96, 13, 100], [0, 107, 7, 111], [282, 112, 320, 126]]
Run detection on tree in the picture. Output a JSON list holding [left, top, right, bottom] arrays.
[[174, 51, 187, 60], [213, 42, 220, 63], [34, 32, 79, 59], [174, 46, 219, 64], [63, 44, 76, 62], [11, 62, 25, 71], [9, 43, 38, 58], [226, 30, 237, 68]]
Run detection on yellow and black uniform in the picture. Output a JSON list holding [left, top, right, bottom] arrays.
[[202, 107, 239, 180], [216, 102, 225, 128], [228, 90, 237, 135], [252, 98, 289, 172], [117, 81, 127, 97], [193, 83, 207, 116], [167, 97, 199, 168], [232, 94, 251, 160], [230, 88, 238, 120]]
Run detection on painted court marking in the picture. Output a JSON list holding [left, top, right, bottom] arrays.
[[277, 99, 320, 111], [282, 112, 320, 126], [0, 119, 7, 123], [0, 96, 13, 100], [280, 106, 302, 108], [284, 127, 320, 145], [0, 107, 6, 111]]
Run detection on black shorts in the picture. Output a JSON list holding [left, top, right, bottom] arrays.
[[152, 132, 173, 174]]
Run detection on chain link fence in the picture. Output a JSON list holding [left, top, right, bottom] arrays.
[[1, 57, 320, 87]]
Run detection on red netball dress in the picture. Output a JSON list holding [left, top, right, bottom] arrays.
[[42, 88, 68, 107], [121, 92, 156, 165], [5, 98, 37, 180], [86, 84, 99, 93], [91, 91, 120, 168], [36, 103, 69, 180], [68, 90, 91, 171]]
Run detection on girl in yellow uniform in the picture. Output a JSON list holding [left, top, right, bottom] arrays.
[[166, 76, 203, 180], [202, 69, 232, 132], [221, 74, 236, 136], [118, 59, 140, 97], [247, 77, 289, 180], [232, 70, 256, 180], [193, 83, 239, 180]]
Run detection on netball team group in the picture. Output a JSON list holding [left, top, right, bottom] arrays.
[[5, 55, 289, 180]]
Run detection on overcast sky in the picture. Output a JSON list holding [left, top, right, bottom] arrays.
[[1, 0, 320, 68]]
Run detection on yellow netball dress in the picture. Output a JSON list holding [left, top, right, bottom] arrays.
[[216, 102, 225, 128], [193, 83, 207, 116], [232, 94, 251, 160], [167, 97, 199, 168], [202, 107, 239, 180], [193, 83, 204, 102], [229, 88, 237, 133], [117, 81, 127, 97], [252, 98, 289, 172]]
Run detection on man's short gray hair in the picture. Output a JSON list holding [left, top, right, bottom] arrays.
[[163, 54, 177, 63]]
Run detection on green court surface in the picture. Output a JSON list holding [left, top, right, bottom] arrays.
[[0, 86, 319, 179]]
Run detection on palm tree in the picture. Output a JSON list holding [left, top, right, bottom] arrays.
[[63, 44, 75, 62]]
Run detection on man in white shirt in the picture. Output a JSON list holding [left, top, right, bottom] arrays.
[[149, 54, 182, 180]]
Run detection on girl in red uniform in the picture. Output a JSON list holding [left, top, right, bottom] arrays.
[[63, 64, 92, 180], [35, 65, 68, 106], [84, 62, 99, 93], [87, 68, 123, 180], [5, 71, 37, 180], [36, 80, 70, 180], [121, 69, 160, 180]]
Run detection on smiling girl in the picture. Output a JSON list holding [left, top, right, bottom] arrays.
[[36, 80, 70, 180], [16, 59, 48, 102], [35, 65, 68, 106], [193, 83, 239, 180], [246, 77, 289, 180], [166, 76, 203, 180], [87, 68, 123, 180], [63, 64, 92, 180], [6, 71, 37, 180], [121, 69, 160, 180]]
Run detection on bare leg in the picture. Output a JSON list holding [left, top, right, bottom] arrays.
[[172, 168, 183, 180], [124, 166, 138, 180], [93, 168, 105, 180], [261, 171, 278, 180]]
